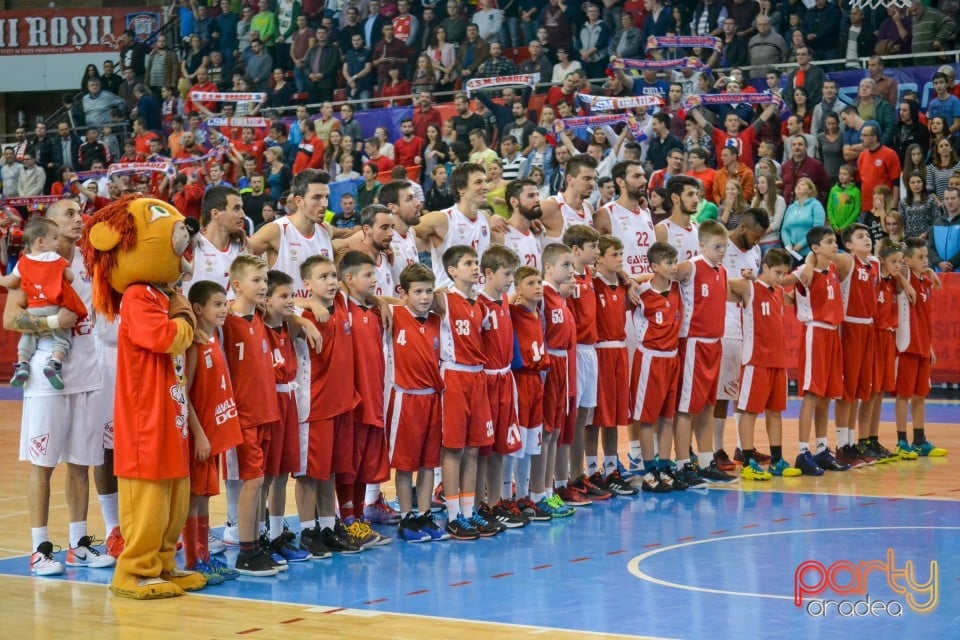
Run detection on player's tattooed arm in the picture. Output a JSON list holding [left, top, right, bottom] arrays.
[[3, 290, 78, 335]]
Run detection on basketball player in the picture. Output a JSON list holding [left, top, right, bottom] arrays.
[[539, 155, 598, 247], [380, 180, 424, 297], [656, 175, 702, 263], [182, 186, 247, 298], [334, 204, 397, 297], [493, 178, 543, 272]]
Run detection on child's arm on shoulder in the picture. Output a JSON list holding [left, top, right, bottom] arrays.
[[925, 268, 943, 291], [288, 313, 323, 353], [294, 296, 330, 323], [184, 345, 211, 461], [430, 289, 447, 317], [727, 277, 750, 304], [675, 260, 694, 284]]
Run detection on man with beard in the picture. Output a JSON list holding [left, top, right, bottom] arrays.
[[655, 174, 702, 263], [451, 93, 487, 144], [173, 131, 205, 162], [334, 204, 397, 297], [380, 180, 424, 297], [539, 154, 599, 248], [182, 186, 248, 297], [493, 178, 543, 271]]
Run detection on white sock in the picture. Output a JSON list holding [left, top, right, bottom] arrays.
[[69, 521, 87, 548], [98, 492, 119, 530], [799, 442, 809, 454], [445, 496, 460, 515], [554, 479, 566, 489], [433, 467, 442, 484], [516, 456, 532, 498], [365, 484, 381, 505], [258, 520, 267, 536], [603, 455, 617, 475], [849, 430, 859, 447], [677, 458, 690, 467], [317, 516, 336, 530], [299, 518, 315, 533], [628, 440, 642, 459], [713, 418, 725, 451], [585, 455, 599, 475], [836, 427, 849, 449], [531, 491, 546, 503], [502, 456, 516, 499], [225, 478, 242, 526], [699, 451, 715, 467], [815, 437, 829, 453], [269, 516, 285, 540], [459, 494, 475, 517], [31, 526, 49, 550], [545, 487, 554, 498]]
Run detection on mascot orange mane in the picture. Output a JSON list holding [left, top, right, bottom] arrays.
[[82, 195, 206, 599]]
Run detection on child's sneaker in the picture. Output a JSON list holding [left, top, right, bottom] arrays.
[[42, 359, 64, 390], [189, 561, 226, 585], [468, 512, 501, 536], [768, 458, 802, 477], [541, 495, 574, 518], [570, 474, 612, 500], [445, 513, 480, 540], [605, 469, 639, 495], [417, 512, 451, 540], [836, 445, 865, 468], [517, 497, 552, 521], [914, 440, 947, 457], [475, 503, 507, 533], [221, 523, 240, 545], [208, 531, 226, 555], [298, 526, 332, 559], [896, 440, 920, 460], [698, 460, 736, 483], [714, 448, 737, 471], [740, 459, 773, 481], [795, 451, 824, 476], [814, 447, 850, 471], [640, 470, 673, 493], [319, 525, 362, 553], [29, 541, 63, 576], [344, 518, 391, 548], [66, 535, 116, 568], [397, 513, 431, 542], [208, 555, 240, 579], [555, 484, 592, 507], [105, 526, 124, 558], [235, 550, 279, 577], [269, 531, 311, 562], [363, 492, 402, 524], [492, 499, 529, 527], [9, 361, 29, 387]]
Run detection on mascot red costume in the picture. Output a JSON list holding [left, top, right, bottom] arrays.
[[82, 195, 206, 599]]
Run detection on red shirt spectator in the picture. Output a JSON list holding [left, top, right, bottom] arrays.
[[293, 130, 326, 174], [394, 122, 424, 167]]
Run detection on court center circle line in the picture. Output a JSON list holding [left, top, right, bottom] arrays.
[[626, 526, 960, 601]]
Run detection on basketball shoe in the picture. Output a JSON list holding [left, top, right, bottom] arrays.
[[30, 542, 63, 576], [66, 535, 116, 568]]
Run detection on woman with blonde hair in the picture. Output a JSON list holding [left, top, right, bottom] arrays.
[[781, 177, 825, 258], [859, 184, 893, 245], [751, 172, 786, 254], [719, 178, 748, 230], [878, 210, 906, 255], [412, 54, 439, 96]]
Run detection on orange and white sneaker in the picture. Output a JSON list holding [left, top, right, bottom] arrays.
[[66, 535, 116, 568], [30, 542, 64, 576], [106, 526, 124, 558]]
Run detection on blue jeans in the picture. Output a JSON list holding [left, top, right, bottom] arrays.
[[500, 18, 521, 48]]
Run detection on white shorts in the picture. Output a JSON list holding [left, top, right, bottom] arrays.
[[88, 344, 117, 450], [20, 391, 105, 467], [294, 421, 310, 478], [515, 424, 543, 457], [576, 344, 598, 409], [293, 338, 312, 423], [717, 338, 743, 402]]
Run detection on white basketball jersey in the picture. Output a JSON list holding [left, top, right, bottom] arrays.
[[271, 216, 334, 298], [375, 251, 395, 297], [183, 233, 244, 297], [390, 228, 420, 296], [430, 205, 491, 289], [539, 193, 594, 249], [604, 201, 656, 276], [659, 218, 700, 262], [722, 239, 762, 340], [503, 225, 542, 271]]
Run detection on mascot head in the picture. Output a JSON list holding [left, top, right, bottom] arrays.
[[82, 195, 191, 320]]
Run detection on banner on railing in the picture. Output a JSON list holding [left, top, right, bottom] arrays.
[[0, 6, 160, 56]]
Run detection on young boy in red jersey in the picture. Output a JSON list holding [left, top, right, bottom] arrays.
[[298, 255, 363, 554], [184, 281, 243, 583], [388, 263, 450, 543], [437, 245, 500, 540], [560, 224, 606, 504], [728, 249, 803, 479], [793, 227, 849, 475], [525, 243, 577, 520], [222, 255, 282, 576], [261, 271, 311, 563], [337, 251, 392, 548], [895, 238, 948, 458], [673, 220, 734, 487], [630, 243, 684, 493], [586, 235, 638, 496], [869, 240, 913, 460]]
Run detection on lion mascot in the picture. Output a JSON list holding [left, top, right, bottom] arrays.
[[82, 195, 206, 599]]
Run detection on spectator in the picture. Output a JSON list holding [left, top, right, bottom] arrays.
[[713, 145, 755, 204], [82, 78, 126, 126], [315, 102, 341, 144], [816, 112, 844, 182], [293, 120, 325, 173], [275, 0, 302, 70], [642, 0, 673, 54], [379, 64, 412, 106], [424, 27, 458, 95], [928, 186, 960, 271], [717, 17, 748, 69], [306, 27, 340, 103], [612, 12, 643, 59], [540, 0, 573, 51], [928, 72, 960, 135], [781, 177, 826, 257], [727, 0, 760, 39], [55, 123, 81, 173], [411, 54, 439, 96], [341, 34, 374, 109], [16, 154, 45, 196], [179, 34, 211, 97], [857, 122, 902, 212], [473, 0, 504, 44], [478, 41, 517, 80], [468, 129, 499, 168], [252, 0, 280, 52], [100, 59, 122, 95], [422, 124, 449, 188], [365, 137, 396, 173], [551, 46, 582, 85], [518, 40, 552, 86], [132, 84, 162, 132], [752, 171, 786, 252], [450, 92, 486, 141], [246, 39, 273, 91], [118, 68, 139, 112], [900, 170, 940, 239], [841, 106, 867, 163], [118, 29, 150, 80], [264, 146, 292, 197], [854, 77, 895, 146], [213, 0, 240, 64], [339, 105, 364, 153], [692, 0, 727, 38], [926, 138, 960, 201], [865, 56, 898, 110], [440, 1, 469, 45], [393, 0, 420, 46], [811, 79, 843, 138], [373, 24, 407, 89], [184, 67, 218, 116], [649, 147, 685, 191], [267, 68, 295, 108], [577, 4, 611, 80], [875, 4, 912, 56], [192, 4, 214, 47], [647, 112, 683, 172], [906, 0, 956, 55], [686, 147, 716, 202], [395, 118, 424, 167], [417, 6, 440, 52], [782, 134, 831, 205], [546, 71, 580, 110], [801, 0, 841, 64], [748, 15, 787, 78], [1, 148, 23, 197], [895, 101, 931, 162], [840, 6, 876, 66], [458, 24, 491, 82], [785, 46, 825, 109], [290, 15, 314, 92], [145, 34, 179, 97]]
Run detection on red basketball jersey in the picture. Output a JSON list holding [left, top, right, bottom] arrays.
[[390, 305, 443, 391], [898, 271, 933, 356], [633, 281, 682, 352], [509, 303, 550, 372], [439, 288, 486, 366], [680, 256, 727, 339], [543, 283, 577, 352], [841, 254, 880, 320], [304, 292, 361, 420], [741, 281, 786, 369], [266, 322, 297, 384], [222, 311, 280, 428], [479, 291, 514, 370], [568, 267, 598, 345], [349, 298, 386, 428], [874, 275, 898, 330], [190, 333, 243, 456], [795, 262, 843, 326], [594, 275, 628, 342]]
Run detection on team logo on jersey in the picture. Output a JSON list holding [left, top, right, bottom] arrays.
[[30, 433, 49, 457], [102, 421, 114, 448], [344, 320, 352, 335], [290, 247, 299, 261], [204, 352, 214, 369], [204, 258, 214, 272], [481, 226, 488, 237]]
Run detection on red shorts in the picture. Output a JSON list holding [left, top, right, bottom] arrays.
[[233, 422, 270, 481], [677, 337, 721, 414], [737, 366, 787, 415], [559, 396, 577, 446], [386, 388, 442, 472], [873, 329, 897, 395], [630, 349, 679, 424], [594, 345, 630, 427], [511, 369, 544, 454], [305, 412, 355, 480], [189, 454, 221, 497], [482, 370, 522, 456], [543, 352, 569, 434], [350, 423, 390, 484], [799, 324, 843, 399], [264, 390, 301, 476], [841, 321, 876, 401], [441, 367, 493, 449], [896, 353, 931, 398]]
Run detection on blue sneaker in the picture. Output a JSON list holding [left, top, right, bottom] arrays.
[[207, 555, 239, 580], [814, 447, 850, 471], [269, 531, 311, 562], [914, 440, 947, 457], [896, 440, 920, 460], [190, 560, 226, 585], [795, 451, 824, 476], [417, 512, 450, 541], [768, 458, 802, 477], [397, 513, 431, 542], [540, 495, 574, 518]]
